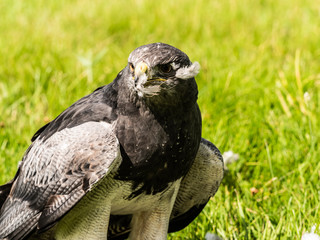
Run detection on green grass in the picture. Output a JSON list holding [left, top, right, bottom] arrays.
[[0, 0, 319, 239]]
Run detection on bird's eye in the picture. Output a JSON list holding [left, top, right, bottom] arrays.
[[158, 64, 172, 74], [129, 63, 134, 73]]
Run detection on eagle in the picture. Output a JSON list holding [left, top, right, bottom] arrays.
[[0, 43, 224, 240]]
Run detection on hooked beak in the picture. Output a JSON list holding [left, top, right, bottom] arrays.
[[134, 62, 166, 86], [135, 62, 148, 79]]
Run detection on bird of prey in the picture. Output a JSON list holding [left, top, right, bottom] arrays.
[[0, 43, 224, 240]]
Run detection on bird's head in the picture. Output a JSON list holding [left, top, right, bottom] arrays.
[[126, 43, 200, 99]]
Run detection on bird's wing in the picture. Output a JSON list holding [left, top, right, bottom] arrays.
[[168, 138, 224, 232], [0, 121, 121, 240], [107, 138, 224, 239], [30, 84, 118, 143]]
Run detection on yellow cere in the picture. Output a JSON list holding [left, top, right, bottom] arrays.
[[135, 62, 148, 76]]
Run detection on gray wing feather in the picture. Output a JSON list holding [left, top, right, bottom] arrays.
[[0, 121, 121, 240], [171, 138, 224, 220]]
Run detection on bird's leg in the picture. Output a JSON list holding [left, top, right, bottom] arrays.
[[128, 180, 181, 240]]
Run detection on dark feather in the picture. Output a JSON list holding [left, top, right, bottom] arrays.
[[0, 181, 13, 209], [168, 203, 207, 233], [1, 43, 209, 239], [107, 138, 224, 239], [30, 84, 118, 143]]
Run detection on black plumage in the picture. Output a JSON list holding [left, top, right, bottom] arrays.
[[0, 43, 223, 240], [32, 43, 201, 196], [107, 139, 224, 240]]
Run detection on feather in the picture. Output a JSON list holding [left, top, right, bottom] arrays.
[[107, 138, 224, 239], [0, 121, 121, 239]]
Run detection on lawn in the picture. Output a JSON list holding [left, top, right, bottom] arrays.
[[0, 0, 319, 239]]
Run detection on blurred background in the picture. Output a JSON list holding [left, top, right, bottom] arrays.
[[0, 0, 319, 239]]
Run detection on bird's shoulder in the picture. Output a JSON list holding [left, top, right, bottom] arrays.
[[32, 81, 119, 142]]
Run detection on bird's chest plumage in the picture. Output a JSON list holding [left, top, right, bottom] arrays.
[[114, 99, 201, 195]]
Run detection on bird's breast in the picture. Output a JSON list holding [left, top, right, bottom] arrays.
[[114, 102, 201, 196]]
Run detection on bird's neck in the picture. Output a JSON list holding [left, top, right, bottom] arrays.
[[145, 82, 199, 118], [115, 75, 198, 119]]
